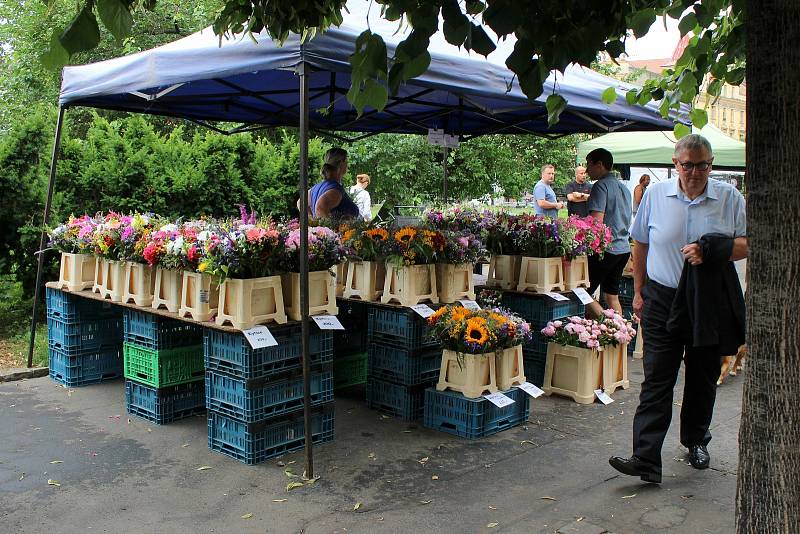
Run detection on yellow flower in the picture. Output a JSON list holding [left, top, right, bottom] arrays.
[[198, 261, 208, 273], [428, 306, 447, 324], [394, 227, 417, 244], [449, 306, 470, 323], [342, 229, 355, 242], [465, 317, 490, 346], [366, 228, 389, 241], [488, 312, 507, 325]]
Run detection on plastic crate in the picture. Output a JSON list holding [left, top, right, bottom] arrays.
[[333, 329, 367, 357], [125, 379, 205, 424], [203, 327, 333, 380], [47, 315, 123, 351], [366, 378, 432, 421], [49, 345, 123, 387], [123, 342, 204, 388], [334, 351, 367, 389], [619, 276, 635, 300], [207, 403, 335, 465], [423, 387, 530, 439], [501, 292, 585, 330], [205, 366, 333, 423], [367, 342, 441, 386], [123, 309, 202, 350], [367, 305, 439, 350], [336, 298, 369, 327], [46, 287, 119, 322], [522, 349, 546, 387]]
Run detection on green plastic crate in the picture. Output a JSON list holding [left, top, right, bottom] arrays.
[[333, 351, 367, 390], [123, 342, 204, 388]]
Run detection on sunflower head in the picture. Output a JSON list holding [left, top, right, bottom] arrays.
[[394, 227, 417, 245], [366, 228, 389, 241], [465, 317, 490, 346], [449, 306, 470, 323], [342, 229, 355, 242], [427, 306, 447, 325]]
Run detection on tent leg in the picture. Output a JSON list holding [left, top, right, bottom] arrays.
[[298, 62, 314, 478], [27, 106, 66, 368]]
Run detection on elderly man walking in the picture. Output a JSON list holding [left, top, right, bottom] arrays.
[[609, 134, 747, 483]]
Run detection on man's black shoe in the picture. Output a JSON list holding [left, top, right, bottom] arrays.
[[688, 444, 710, 469], [609, 455, 662, 483]]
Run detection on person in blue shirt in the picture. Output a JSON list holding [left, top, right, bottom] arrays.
[[532, 164, 564, 217], [609, 134, 748, 484], [305, 148, 360, 220]]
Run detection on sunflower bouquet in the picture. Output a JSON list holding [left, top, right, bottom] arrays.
[[427, 304, 532, 355], [339, 221, 391, 262], [386, 226, 446, 266]]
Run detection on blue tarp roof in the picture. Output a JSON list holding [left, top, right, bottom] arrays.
[[59, 1, 684, 136]]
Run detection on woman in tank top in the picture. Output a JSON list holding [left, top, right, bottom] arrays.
[[306, 148, 360, 220]]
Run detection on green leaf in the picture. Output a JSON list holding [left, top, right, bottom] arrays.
[[545, 94, 568, 128], [626, 89, 639, 105], [689, 108, 708, 129], [361, 79, 388, 112], [401, 51, 432, 81], [601, 87, 618, 105], [678, 13, 697, 37], [483, 0, 521, 36], [464, 24, 496, 56], [674, 123, 691, 139], [465, 0, 486, 15], [629, 8, 657, 39], [60, 4, 101, 55], [41, 29, 70, 70], [97, 0, 133, 41], [605, 40, 625, 59], [442, 1, 469, 46]]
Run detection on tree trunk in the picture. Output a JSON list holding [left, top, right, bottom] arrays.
[[737, 1, 800, 531]]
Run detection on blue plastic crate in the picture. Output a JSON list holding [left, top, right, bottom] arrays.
[[49, 345, 123, 387], [619, 276, 635, 300], [204, 326, 333, 380], [367, 342, 441, 386], [207, 404, 335, 465], [125, 379, 205, 424], [367, 305, 439, 350], [47, 315, 123, 351], [205, 366, 333, 423], [501, 292, 585, 330], [423, 387, 530, 439], [522, 350, 547, 388], [366, 378, 432, 421], [46, 287, 119, 322], [123, 309, 203, 350]]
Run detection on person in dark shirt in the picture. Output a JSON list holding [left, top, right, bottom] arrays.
[[565, 166, 592, 217]]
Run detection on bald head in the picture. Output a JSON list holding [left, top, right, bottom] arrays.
[[575, 166, 587, 183]]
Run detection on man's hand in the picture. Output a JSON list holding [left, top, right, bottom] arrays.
[[681, 243, 704, 265], [633, 293, 644, 319]]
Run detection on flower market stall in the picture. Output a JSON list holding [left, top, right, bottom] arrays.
[[32, 0, 683, 474]]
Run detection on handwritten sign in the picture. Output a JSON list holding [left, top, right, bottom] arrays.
[[572, 287, 594, 305], [242, 325, 278, 349], [312, 315, 345, 330], [410, 304, 436, 318], [484, 392, 516, 408], [594, 389, 615, 405], [545, 292, 570, 302], [517, 381, 545, 399], [458, 299, 482, 311]]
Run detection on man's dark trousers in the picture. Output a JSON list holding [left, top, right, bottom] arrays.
[[632, 280, 722, 468]]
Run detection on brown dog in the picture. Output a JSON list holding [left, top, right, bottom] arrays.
[[717, 344, 747, 386]]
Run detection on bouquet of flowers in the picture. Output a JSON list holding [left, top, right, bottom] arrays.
[[201, 218, 283, 280], [424, 205, 492, 236], [437, 231, 485, 264], [516, 214, 566, 258], [143, 219, 217, 271], [427, 304, 532, 355], [92, 212, 128, 260], [476, 288, 503, 309], [540, 310, 636, 350], [339, 221, 391, 262], [48, 214, 98, 254], [280, 224, 348, 272], [484, 211, 525, 256], [386, 226, 446, 266], [120, 213, 159, 263]]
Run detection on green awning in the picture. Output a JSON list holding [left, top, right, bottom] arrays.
[[577, 123, 745, 169]]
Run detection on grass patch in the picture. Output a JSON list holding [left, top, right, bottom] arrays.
[[0, 324, 49, 369]]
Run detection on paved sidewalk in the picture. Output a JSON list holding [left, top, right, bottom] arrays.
[[0, 359, 742, 534]]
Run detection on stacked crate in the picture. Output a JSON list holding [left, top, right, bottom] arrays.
[[332, 298, 369, 390], [423, 387, 530, 439], [366, 305, 442, 420], [204, 324, 335, 465], [123, 309, 205, 424], [500, 292, 585, 387], [46, 287, 124, 387]]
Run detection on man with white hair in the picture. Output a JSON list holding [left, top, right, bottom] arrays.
[[609, 134, 747, 483]]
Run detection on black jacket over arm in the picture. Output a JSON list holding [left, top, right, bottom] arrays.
[[666, 233, 746, 356]]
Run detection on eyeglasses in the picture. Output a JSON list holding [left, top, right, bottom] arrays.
[[677, 160, 713, 172]]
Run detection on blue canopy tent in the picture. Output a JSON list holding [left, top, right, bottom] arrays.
[[31, 1, 685, 475]]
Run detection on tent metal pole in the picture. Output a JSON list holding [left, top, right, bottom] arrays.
[[298, 61, 314, 478], [27, 106, 66, 368]]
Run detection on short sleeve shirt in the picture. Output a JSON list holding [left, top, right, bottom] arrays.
[[587, 173, 632, 254], [565, 180, 593, 217], [533, 180, 558, 218], [630, 178, 747, 288]]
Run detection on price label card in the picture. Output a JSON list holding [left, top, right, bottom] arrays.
[[545, 292, 570, 302], [242, 325, 278, 349], [594, 389, 615, 405], [484, 392, 516, 408], [517, 381, 545, 398], [572, 287, 595, 305], [410, 304, 436, 318], [458, 299, 482, 311], [312, 315, 345, 330], [199, 289, 210, 304]]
